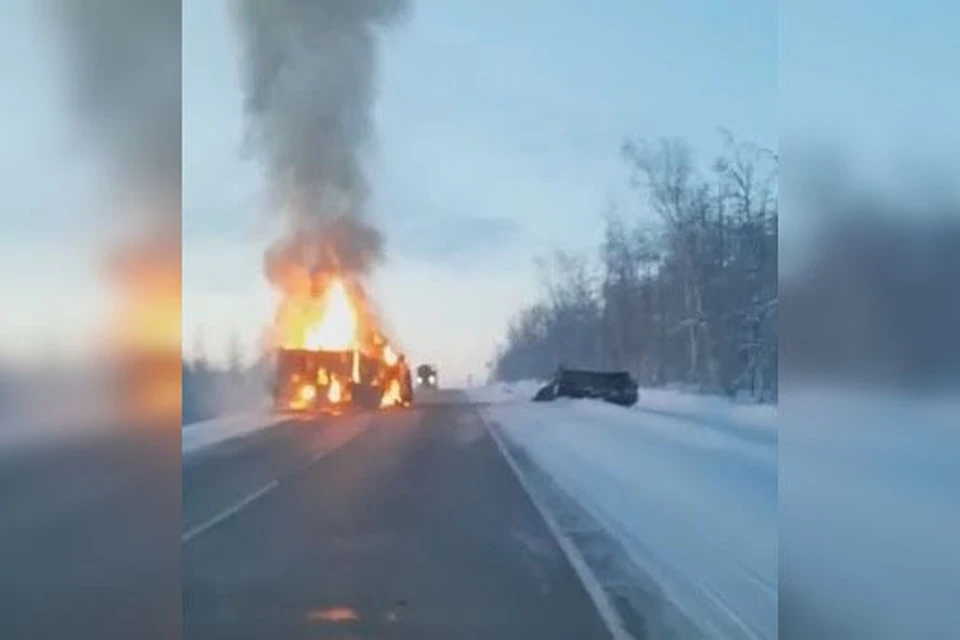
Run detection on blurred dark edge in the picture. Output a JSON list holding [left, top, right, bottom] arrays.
[[0, 0, 183, 638], [779, 149, 960, 640], [782, 189, 960, 390]]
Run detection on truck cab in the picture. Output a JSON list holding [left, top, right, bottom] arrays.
[[416, 364, 438, 389]]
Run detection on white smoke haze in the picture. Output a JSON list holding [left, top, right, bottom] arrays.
[[234, 0, 410, 277]]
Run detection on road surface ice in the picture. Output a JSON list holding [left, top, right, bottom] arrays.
[[472, 383, 778, 640]]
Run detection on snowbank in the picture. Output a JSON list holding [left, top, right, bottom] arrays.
[[181, 412, 282, 455], [465, 379, 545, 404], [480, 394, 778, 639], [634, 387, 777, 433], [468, 381, 777, 433]]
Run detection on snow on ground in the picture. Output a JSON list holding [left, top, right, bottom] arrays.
[[181, 413, 282, 455], [473, 380, 776, 432], [470, 382, 777, 640], [632, 386, 777, 434], [465, 379, 545, 404]]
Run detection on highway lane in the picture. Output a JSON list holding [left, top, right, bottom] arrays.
[[183, 391, 613, 639]]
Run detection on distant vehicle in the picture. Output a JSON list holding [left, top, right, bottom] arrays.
[[533, 367, 638, 407], [416, 364, 438, 389]]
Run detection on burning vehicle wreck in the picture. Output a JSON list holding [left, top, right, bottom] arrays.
[[273, 347, 412, 412], [270, 275, 412, 413]]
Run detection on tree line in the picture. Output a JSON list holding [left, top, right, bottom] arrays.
[[493, 133, 779, 400], [183, 333, 270, 424]]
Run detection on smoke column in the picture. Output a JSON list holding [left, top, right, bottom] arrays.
[[234, 0, 410, 282]]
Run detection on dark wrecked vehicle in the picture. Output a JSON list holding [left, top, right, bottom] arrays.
[[533, 367, 639, 407]]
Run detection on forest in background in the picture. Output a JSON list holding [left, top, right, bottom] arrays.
[[493, 133, 779, 400]]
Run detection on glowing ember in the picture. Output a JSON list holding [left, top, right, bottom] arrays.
[[306, 606, 359, 623], [289, 383, 317, 410], [305, 279, 357, 351], [300, 384, 317, 402], [380, 378, 403, 407], [328, 378, 343, 404]]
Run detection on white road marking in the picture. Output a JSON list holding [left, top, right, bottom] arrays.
[[482, 412, 635, 640], [181, 480, 279, 545], [309, 449, 330, 464], [182, 413, 376, 545]]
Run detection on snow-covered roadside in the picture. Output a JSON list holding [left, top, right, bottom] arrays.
[[470, 384, 778, 640], [471, 379, 776, 432], [465, 379, 545, 404], [633, 387, 776, 433], [181, 413, 283, 455]]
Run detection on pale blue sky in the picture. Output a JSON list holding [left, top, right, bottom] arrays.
[[3, 1, 954, 380], [181, 0, 776, 383]]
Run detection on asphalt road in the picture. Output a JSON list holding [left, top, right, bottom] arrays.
[[182, 390, 613, 639]]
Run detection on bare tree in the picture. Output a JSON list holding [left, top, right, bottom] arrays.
[[493, 133, 778, 400], [226, 330, 244, 381], [622, 138, 720, 389]]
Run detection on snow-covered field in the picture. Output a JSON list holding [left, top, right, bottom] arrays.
[[471, 381, 778, 640]]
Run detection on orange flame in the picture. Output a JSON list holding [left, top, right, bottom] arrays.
[[380, 378, 403, 407], [383, 344, 398, 366], [289, 383, 317, 410], [270, 269, 411, 411], [305, 278, 357, 351], [275, 275, 382, 354]]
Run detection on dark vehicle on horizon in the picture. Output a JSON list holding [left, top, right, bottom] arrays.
[[533, 367, 639, 407], [416, 364, 438, 389]]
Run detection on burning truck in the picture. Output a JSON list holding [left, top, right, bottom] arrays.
[[270, 276, 412, 413]]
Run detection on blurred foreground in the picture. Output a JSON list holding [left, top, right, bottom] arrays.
[[778, 162, 960, 638], [0, 1, 182, 637]]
